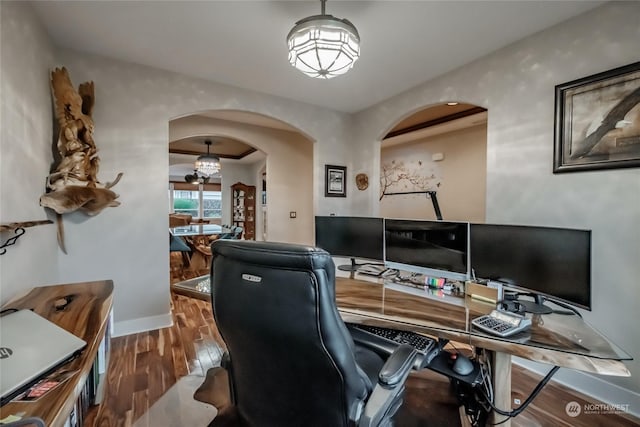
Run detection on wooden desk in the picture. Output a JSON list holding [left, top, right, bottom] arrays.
[[335, 274, 631, 426], [0, 280, 113, 427]]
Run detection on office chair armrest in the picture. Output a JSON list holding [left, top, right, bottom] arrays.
[[358, 344, 417, 427], [378, 344, 417, 386]]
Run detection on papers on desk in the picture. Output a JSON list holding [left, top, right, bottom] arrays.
[[13, 369, 78, 402], [357, 265, 387, 276], [384, 282, 466, 307]]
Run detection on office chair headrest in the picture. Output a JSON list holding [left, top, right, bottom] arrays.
[[211, 240, 333, 271]]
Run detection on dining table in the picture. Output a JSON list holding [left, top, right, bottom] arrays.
[[170, 224, 235, 275], [170, 224, 232, 238]]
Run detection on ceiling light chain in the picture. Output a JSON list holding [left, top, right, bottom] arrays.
[[287, 0, 360, 79]]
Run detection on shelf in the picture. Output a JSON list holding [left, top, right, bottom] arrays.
[[0, 220, 53, 232], [231, 182, 256, 241], [0, 220, 53, 255]]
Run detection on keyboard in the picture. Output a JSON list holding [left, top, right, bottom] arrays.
[[348, 324, 438, 368], [471, 310, 532, 338]]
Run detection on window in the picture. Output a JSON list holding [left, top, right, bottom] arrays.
[[170, 183, 222, 219], [173, 190, 200, 217], [203, 190, 222, 218]]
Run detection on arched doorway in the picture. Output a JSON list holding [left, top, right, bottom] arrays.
[[379, 103, 488, 222], [167, 111, 314, 283], [168, 110, 315, 244]]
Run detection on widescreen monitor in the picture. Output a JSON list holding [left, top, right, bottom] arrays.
[[314, 216, 384, 271], [470, 224, 591, 312], [384, 219, 470, 281]]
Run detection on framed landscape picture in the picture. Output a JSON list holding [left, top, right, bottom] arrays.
[[325, 165, 346, 197], [554, 61, 640, 173]]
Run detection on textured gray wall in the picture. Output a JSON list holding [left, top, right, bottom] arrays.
[[354, 1, 640, 410], [0, 2, 58, 304]]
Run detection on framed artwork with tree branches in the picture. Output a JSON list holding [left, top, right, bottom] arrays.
[[379, 160, 437, 201], [554, 61, 640, 173]]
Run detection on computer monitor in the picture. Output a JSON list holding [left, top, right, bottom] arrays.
[[314, 216, 384, 271], [384, 219, 470, 281], [470, 223, 591, 313]]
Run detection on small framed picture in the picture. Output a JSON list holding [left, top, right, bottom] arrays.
[[325, 165, 346, 197], [554, 61, 640, 173]]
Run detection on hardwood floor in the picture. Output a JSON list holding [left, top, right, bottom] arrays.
[[88, 293, 224, 427], [87, 291, 639, 427]]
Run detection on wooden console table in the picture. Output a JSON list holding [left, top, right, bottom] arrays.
[[0, 280, 113, 427]]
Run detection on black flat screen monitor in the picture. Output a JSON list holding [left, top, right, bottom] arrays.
[[470, 224, 591, 312], [384, 219, 469, 281], [314, 216, 384, 271]]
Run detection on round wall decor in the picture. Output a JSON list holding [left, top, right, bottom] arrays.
[[355, 173, 369, 190]]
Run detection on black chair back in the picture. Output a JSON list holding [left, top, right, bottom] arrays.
[[210, 240, 370, 426]]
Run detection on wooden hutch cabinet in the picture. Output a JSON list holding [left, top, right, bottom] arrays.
[[231, 182, 256, 240]]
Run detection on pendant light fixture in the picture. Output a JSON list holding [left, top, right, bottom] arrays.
[[194, 140, 220, 176], [287, 0, 360, 79]]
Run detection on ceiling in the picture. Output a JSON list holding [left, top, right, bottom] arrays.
[[30, 1, 604, 114], [387, 103, 485, 138], [30, 0, 604, 180], [169, 137, 256, 159], [167, 111, 293, 177]]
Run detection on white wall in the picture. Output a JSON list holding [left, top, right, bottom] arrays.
[[0, 2, 58, 304], [255, 163, 267, 241], [380, 124, 487, 222], [354, 1, 640, 410]]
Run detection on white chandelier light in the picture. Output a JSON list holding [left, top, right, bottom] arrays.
[[195, 140, 220, 176], [287, 0, 360, 79]]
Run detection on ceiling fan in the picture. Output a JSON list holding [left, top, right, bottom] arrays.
[[184, 169, 210, 185]]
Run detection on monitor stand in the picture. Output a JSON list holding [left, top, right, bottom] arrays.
[[517, 294, 553, 315], [337, 258, 363, 272]]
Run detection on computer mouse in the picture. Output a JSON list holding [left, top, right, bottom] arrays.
[[452, 354, 475, 376]]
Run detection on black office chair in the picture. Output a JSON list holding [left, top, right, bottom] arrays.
[[209, 240, 417, 427]]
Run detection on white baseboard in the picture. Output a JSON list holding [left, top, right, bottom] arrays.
[[513, 357, 640, 418], [112, 312, 173, 337]]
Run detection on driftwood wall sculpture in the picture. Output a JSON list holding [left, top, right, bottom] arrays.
[[40, 67, 123, 252]]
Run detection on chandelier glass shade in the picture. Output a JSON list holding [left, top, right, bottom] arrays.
[[195, 140, 220, 176], [287, 0, 360, 79]]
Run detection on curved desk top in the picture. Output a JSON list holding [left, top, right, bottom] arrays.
[[335, 275, 631, 377]]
